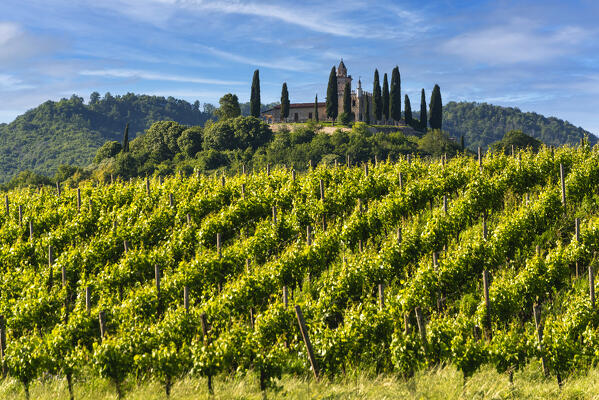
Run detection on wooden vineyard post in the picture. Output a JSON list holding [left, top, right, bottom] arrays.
[[482, 270, 492, 340], [483, 215, 488, 240], [364, 162, 369, 177], [99, 310, 106, 342], [186, 213, 191, 225], [346, 154, 350, 167], [272, 206, 277, 224], [560, 163, 566, 207], [48, 245, 54, 290], [283, 286, 288, 307], [18, 205, 22, 226], [241, 183, 246, 199], [245, 258, 250, 273], [267, 163, 271, 176], [123, 240, 129, 253], [56, 182, 61, 196], [397, 226, 402, 244], [576, 218, 580, 278], [443, 195, 447, 214], [61, 264, 67, 288], [29, 220, 33, 241], [242, 164, 246, 175], [291, 169, 296, 182], [511, 144, 515, 157], [4, 195, 8, 216], [146, 176, 150, 195], [414, 307, 428, 357], [590, 263, 595, 309], [221, 175, 225, 187], [295, 305, 319, 379], [0, 315, 5, 377], [319, 179, 324, 201], [216, 233, 221, 258], [374, 155, 378, 166], [159, 176, 163, 186], [378, 283, 385, 311], [533, 304, 549, 377], [183, 286, 189, 312], [407, 153, 411, 164], [85, 286, 91, 315], [249, 307, 254, 330], [398, 171, 403, 190], [110, 173, 114, 184], [306, 225, 312, 246], [478, 147, 482, 172], [77, 188, 81, 211]]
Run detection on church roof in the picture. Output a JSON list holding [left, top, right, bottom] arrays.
[[337, 59, 347, 76], [262, 102, 326, 113]]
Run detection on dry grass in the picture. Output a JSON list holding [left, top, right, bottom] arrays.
[[3, 363, 599, 399]]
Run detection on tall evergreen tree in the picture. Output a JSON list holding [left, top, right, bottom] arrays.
[[280, 82, 290, 122], [314, 94, 319, 122], [429, 84, 442, 130], [460, 135, 465, 150], [404, 95, 412, 127], [343, 81, 352, 116], [389, 66, 401, 122], [365, 97, 371, 124], [373, 69, 382, 122], [382, 73, 389, 122], [250, 69, 260, 118], [122, 123, 129, 153], [419, 89, 427, 131], [326, 66, 338, 122]]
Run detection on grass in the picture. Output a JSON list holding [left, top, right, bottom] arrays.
[[2, 362, 599, 399]]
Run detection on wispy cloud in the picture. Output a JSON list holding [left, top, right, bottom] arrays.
[[442, 19, 591, 64], [79, 69, 242, 85], [197, 45, 318, 72], [0, 21, 62, 66], [0, 73, 34, 90]]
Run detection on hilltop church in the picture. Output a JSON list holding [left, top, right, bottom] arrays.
[[262, 60, 374, 123]]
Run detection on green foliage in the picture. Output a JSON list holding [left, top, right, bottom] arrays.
[[429, 84, 442, 130], [404, 95, 413, 127], [441, 102, 595, 150], [250, 70, 261, 118], [490, 130, 543, 154], [177, 126, 203, 158], [122, 123, 130, 153], [216, 94, 241, 120], [338, 112, 351, 126], [373, 69, 382, 121], [389, 66, 401, 121], [280, 83, 290, 121], [326, 67, 338, 121], [382, 73, 390, 121], [418, 129, 461, 157], [94, 141, 122, 163], [343, 82, 351, 116]]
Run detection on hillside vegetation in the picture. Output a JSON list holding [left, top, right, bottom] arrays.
[[1, 145, 599, 399], [0, 93, 595, 183], [442, 101, 595, 149]]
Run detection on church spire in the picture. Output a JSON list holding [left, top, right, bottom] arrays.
[[337, 59, 347, 77]]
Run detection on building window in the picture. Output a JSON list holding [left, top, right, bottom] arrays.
[[352, 100, 356, 107], [309, 112, 312, 119]]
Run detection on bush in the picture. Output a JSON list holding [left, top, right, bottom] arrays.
[[94, 141, 122, 163], [177, 126, 203, 158]]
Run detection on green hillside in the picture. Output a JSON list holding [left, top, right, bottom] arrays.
[[441, 101, 595, 149], [0, 93, 212, 182]]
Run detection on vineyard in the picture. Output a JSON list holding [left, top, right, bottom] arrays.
[[1, 144, 599, 399]]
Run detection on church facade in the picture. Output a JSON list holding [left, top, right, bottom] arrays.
[[262, 60, 374, 123]]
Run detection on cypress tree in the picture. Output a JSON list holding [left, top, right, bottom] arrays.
[[326, 66, 338, 122], [122, 123, 129, 153], [365, 97, 371, 124], [373, 69, 382, 122], [280, 82, 290, 122], [343, 81, 351, 116], [314, 94, 319, 122], [460, 135, 465, 150], [404, 95, 412, 127], [419, 89, 427, 131], [382, 73, 389, 122], [389, 66, 401, 122], [429, 84, 442, 130], [250, 69, 260, 118]]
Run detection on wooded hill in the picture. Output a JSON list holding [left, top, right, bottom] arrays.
[[0, 93, 594, 182]]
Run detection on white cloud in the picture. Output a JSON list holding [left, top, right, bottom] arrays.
[[0, 22, 61, 66], [196, 46, 318, 72], [0, 74, 34, 90], [79, 68, 243, 85], [442, 19, 591, 64]]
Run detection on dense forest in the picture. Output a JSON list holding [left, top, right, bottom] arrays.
[[0, 94, 595, 184], [440, 101, 594, 149]]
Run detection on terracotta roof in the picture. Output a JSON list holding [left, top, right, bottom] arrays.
[[262, 102, 325, 113]]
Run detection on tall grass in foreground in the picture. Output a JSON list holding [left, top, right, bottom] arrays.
[[1, 363, 599, 399]]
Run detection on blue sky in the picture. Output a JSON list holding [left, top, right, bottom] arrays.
[[1, 0, 598, 133]]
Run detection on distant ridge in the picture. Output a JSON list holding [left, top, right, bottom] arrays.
[[0, 94, 594, 182]]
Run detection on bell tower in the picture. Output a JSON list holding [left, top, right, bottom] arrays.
[[336, 59, 352, 115]]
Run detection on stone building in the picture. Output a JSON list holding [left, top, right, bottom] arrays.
[[262, 60, 374, 123]]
